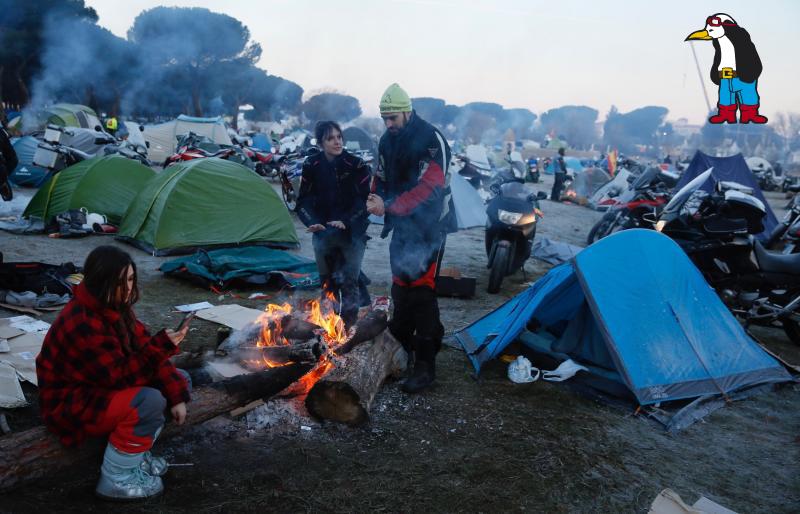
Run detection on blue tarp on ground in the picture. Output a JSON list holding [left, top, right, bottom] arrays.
[[9, 136, 50, 187], [160, 246, 320, 289], [675, 151, 778, 239], [455, 229, 791, 405]]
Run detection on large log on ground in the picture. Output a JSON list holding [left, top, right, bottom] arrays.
[[305, 331, 406, 426], [0, 362, 313, 492]]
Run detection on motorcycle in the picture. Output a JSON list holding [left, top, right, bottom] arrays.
[[164, 132, 253, 169], [656, 169, 800, 343], [765, 185, 800, 253], [278, 147, 320, 211], [33, 124, 117, 173], [484, 169, 546, 293], [527, 158, 540, 183], [586, 167, 674, 244]]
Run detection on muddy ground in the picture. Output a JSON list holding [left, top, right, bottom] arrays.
[[1, 174, 798, 513]]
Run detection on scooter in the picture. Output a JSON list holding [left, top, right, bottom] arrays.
[[484, 169, 546, 293], [656, 169, 800, 343]]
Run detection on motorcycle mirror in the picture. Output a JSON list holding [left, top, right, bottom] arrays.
[[536, 191, 548, 200], [94, 125, 103, 132], [139, 125, 145, 132]]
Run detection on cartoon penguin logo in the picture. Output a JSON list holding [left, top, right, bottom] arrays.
[[685, 13, 767, 124]]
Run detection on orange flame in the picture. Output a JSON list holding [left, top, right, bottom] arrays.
[[251, 294, 350, 389]]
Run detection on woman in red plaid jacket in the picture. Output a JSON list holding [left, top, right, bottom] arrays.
[[36, 245, 191, 501]]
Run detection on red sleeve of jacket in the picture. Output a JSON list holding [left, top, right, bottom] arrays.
[[132, 320, 190, 406], [384, 160, 445, 217], [152, 361, 191, 406]]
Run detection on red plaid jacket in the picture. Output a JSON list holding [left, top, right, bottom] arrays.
[[36, 283, 190, 447]]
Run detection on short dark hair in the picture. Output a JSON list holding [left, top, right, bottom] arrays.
[[314, 121, 342, 145]]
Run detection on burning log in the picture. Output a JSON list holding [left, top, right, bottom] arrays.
[[238, 338, 328, 369], [279, 315, 322, 341], [0, 362, 313, 493], [336, 309, 389, 355], [305, 330, 406, 426], [217, 315, 323, 355]]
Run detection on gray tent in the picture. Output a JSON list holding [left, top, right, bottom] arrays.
[[370, 171, 487, 230]]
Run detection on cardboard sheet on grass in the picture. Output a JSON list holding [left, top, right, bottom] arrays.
[[188, 304, 262, 379], [0, 316, 48, 407], [161, 247, 319, 289]]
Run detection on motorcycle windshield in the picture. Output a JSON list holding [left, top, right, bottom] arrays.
[[662, 168, 713, 216], [630, 167, 658, 190], [500, 181, 535, 201]]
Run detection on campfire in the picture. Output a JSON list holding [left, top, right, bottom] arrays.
[[214, 294, 404, 425], [247, 293, 348, 383]]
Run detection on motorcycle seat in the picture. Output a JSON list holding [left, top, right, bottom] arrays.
[[754, 240, 800, 275]]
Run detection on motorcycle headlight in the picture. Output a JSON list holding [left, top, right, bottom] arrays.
[[498, 209, 524, 224]]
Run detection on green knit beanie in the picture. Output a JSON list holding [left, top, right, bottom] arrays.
[[379, 83, 412, 114]]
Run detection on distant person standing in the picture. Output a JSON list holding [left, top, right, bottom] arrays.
[[550, 147, 567, 201], [0, 111, 18, 201], [367, 83, 454, 394]]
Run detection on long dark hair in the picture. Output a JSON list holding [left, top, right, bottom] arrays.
[[83, 246, 139, 342]]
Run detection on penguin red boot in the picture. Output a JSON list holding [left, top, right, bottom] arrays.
[[708, 103, 738, 124], [739, 104, 768, 124]]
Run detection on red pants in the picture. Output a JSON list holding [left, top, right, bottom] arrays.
[[85, 387, 166, 454]]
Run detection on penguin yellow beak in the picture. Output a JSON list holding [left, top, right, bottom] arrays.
[[685, 29, 711, 41]]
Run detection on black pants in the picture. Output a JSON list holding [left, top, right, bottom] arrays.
[[388, 284, 444, 362], [551, 172, 566, 201]]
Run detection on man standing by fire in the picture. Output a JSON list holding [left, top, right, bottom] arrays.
[[367, 83, 454, 394]]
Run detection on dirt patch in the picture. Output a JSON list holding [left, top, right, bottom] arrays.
[[1, 178, 798, 513]]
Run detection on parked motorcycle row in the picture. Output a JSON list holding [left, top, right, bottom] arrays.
[[33, 124, 151, 173], [587, 165, 800, 343]]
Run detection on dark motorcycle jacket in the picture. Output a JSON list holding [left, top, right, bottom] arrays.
[[374, 111, 456, 242], [296, 149, 371, 239]]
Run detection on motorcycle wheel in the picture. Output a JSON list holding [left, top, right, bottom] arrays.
[[281, 180, 297, 211], [487, 245, 509, 294], [783, 319, 800, 344], [587, 213, 617, 245]]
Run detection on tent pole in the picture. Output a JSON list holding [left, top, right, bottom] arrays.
[[690, 42, 712, 114]]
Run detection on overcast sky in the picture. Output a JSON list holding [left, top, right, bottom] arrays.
[[85, 0, 799, 124]]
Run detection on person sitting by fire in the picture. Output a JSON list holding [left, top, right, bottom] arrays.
[[36, 245, 191, 501], [296, 120, 372, 329]]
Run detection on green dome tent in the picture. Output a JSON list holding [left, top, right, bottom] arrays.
[[23, 155, 156, 225], [117, 158, 298, 255], [41, 103, 102, 129]]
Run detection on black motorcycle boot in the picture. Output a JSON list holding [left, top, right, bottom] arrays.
[[401, 338, 437, 394]]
